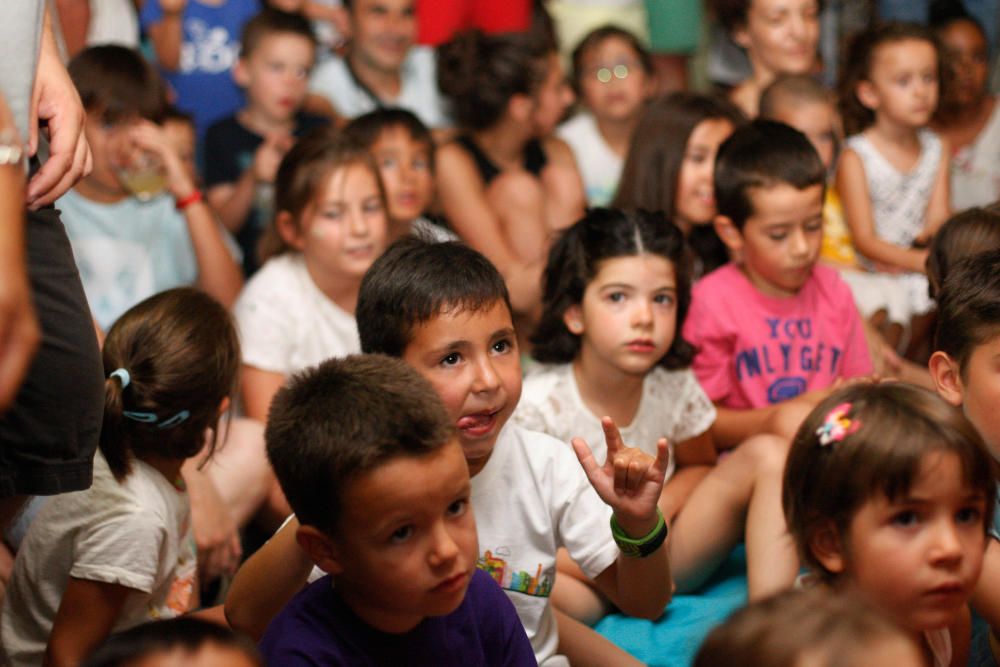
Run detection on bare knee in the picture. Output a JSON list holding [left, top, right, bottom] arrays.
[[740, 434, 790, 477]]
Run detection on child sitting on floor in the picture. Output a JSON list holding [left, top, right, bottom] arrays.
[[683, 120, 872, 449], [204, 8, 329, 276], [515, 208, 798, 618], [1, 289, 241, 666], [784, 383, 994, 667], [259, 354, 535, 665]]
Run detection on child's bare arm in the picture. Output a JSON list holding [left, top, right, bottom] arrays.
[[574, 418, 672, 620], [131, 121, 243, 307], [837, 148, 928, 273], [555, 608, 645, 667], [540, 137, 586, 234], [146, 0, 187, 72], [435, 143, 544, 315], [207, 133, 292, 234], [45, 578, 132, 667], [225, 516, 314, 640], [921, 138, 951, 239], [241, 365, 287, 422]]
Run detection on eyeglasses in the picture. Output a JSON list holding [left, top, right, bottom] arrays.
[[590, 60, 638, 83]]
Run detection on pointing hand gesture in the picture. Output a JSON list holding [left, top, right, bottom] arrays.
[[572, 417, 670, 536]]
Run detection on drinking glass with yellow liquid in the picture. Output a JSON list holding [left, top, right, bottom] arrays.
[[115, 149, 168, 201]]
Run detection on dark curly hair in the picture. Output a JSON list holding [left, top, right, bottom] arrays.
[[530, 208, 694, 370]]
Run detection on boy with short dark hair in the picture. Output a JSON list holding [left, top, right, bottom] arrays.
[[204, 7, 329, 276], [928, 249, 1000, 664], [683, 120, 872, 448], [259, 354, 535, 665]]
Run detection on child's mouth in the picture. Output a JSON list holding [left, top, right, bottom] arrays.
[[626, 339, 656, 353], [457, 410, 499, 437]]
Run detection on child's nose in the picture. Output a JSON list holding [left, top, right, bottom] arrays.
[[428, 520, 460, 567], [348, 209, 370, 236], [789, 229, 810, 257], [471, 357, 501, 394], [630, 300, 653, 327], [930, 521, 964, 564]]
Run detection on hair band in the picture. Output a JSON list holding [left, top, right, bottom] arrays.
[[816, 402, 861, 447], [123, 409, 191, 429], [109, 368, 131, 389]]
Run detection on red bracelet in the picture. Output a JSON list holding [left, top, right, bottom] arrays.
[[175, 190, 203, 211]]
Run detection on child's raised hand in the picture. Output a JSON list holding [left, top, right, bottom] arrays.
[[572, 417, 670, 535], [128, 120, 196, 199], [160, 0, 188, 15], [252, 132, 293, 184]]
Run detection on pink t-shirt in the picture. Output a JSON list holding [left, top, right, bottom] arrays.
[[682, 263, 872, 409]]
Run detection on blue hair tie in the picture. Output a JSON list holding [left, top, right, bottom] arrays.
[[123, 409, 191, 429], [109, 368, 130, 389]]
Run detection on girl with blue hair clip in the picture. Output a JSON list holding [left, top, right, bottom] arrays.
[[0, 287, 241, 667]]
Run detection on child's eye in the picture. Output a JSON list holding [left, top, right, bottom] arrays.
[[768, 232, 789, 241], [390, 525, 414, 543], [492, 339, 512, 354], [891, 510, 918, 527], [447, 499, 468, 518], [441, 352, 461, 367], [804, 220, 823, 233], [607, 291, 626, 303], [363, 199, 384, 214], [412, 157, 430, 171], [322, 209, 343, 220], [956, 506, 982, 524], [654, 293, 674, 306], [379, 157, 397, 169]]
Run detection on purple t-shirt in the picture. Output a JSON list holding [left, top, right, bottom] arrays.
[[259, 569, 538, 666], [140, 0, 261, 138], [682, 263, 872, 408]]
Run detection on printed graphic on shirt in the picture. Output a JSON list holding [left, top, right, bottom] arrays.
[[181, 19, 238, 74], [736, 316, 844, 404], [477, 548, 553, 598]]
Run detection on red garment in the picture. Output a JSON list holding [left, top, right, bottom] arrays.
[[416, 0, 532, 45]]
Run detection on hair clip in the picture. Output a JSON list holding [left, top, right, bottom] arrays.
[[109, 368, 131, 389], [123, 409, 191, 429], [816, 402, 861, 446]]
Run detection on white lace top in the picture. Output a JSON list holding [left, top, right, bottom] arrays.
[[845, 129, 942, 264], [512, 363, 717, 481]]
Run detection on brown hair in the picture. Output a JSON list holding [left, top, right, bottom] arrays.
[[926, 207, 1000, 300], [695, 588, 914, 667], [68, 45, 168, 123], [101, 288, 240, 481], [783, 383, 995, 582], [266, 354, 454, 536], [257, 127, 386, 263], [436, 29, 553, 131], [240, 7, 317, 58], [710, 0, 825, 35], [934, 248, 1000, 377], [759, 73, 834, 119], [837, 22, 942, 136]]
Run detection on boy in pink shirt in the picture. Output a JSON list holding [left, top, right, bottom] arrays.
[[683, 120, 871, 448]]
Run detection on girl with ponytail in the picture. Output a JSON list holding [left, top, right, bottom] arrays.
[[0, 288, 240, 667]]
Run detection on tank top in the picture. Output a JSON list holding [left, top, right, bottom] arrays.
[[455, 135, 548, 185]]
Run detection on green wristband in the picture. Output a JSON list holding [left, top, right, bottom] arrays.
[[611, 509, 668, 558]]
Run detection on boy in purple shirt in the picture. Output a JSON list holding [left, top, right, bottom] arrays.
[[683, 120, 872, 448], [259, 354, 536, 666]]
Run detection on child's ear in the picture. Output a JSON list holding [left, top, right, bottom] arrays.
[[217, 396, 231, 416], [809, 521, 847, 575], [928, 351, 965, 407], [508, 93, 534, 124], [562, 304, 584, 336], [714, 215, 744, 253], [731, 24, 751, 50], [855, 80, 879, 111], [296, 524, 343, 576], [233, 57, 250, 88], [276, 211, 306, 251]]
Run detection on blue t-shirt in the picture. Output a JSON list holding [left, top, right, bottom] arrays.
[[259, 570, 537, 666], [140, 0, 261, 138]]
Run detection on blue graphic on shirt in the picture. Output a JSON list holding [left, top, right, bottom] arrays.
[[734, 317, 844, 404]]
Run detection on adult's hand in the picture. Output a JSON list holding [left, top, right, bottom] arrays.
[[25, 7, 92, 210]]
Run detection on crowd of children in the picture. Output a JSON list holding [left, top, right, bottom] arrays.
[[2, 0, 1000, 665]]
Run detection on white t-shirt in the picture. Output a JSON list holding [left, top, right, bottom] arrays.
[[557, 112, 624, 207], [1, 452, 196, 667], [234, 252, 360, 375], [309, 47, 450, 128], [87, 0, 140, 48], [950, 101, 1000, 210], [472, 423, 619, 666], [513, 363, 716, 481]]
